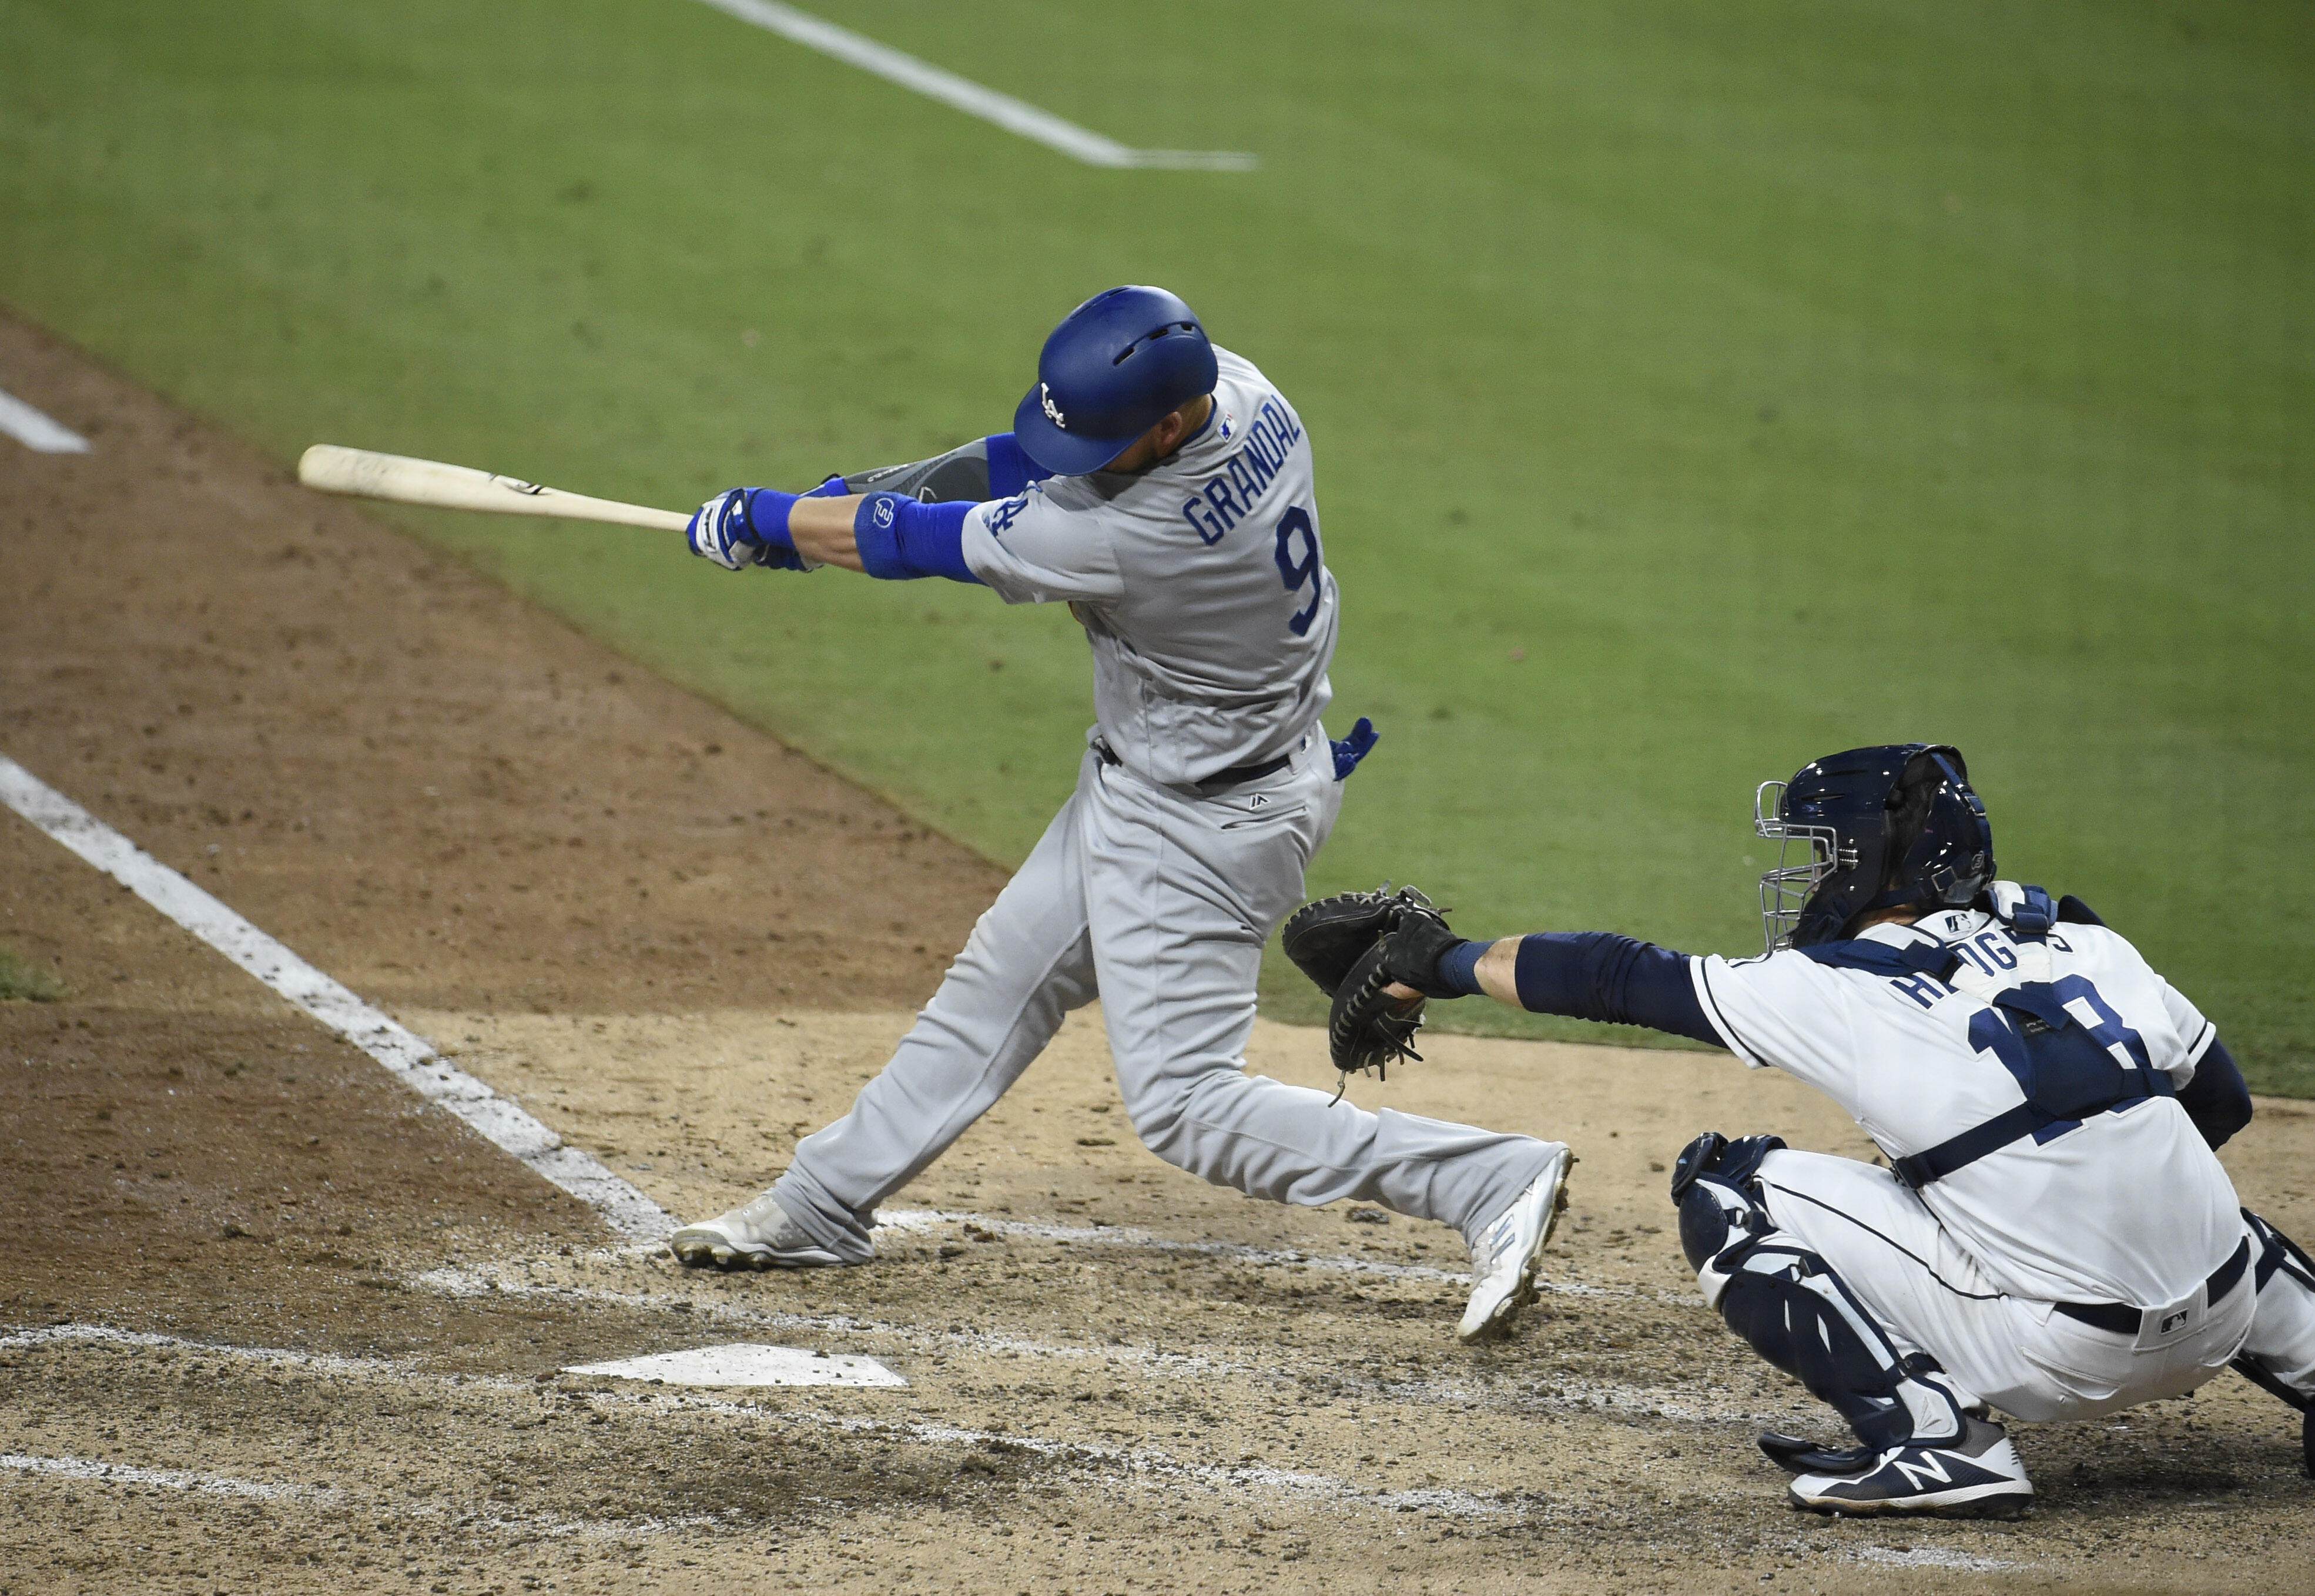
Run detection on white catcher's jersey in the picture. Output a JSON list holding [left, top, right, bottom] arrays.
[[1690, 898, 2239, 1309], [959, 348, 1336, 789]]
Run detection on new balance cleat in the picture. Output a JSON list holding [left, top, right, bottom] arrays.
[[669, 1190, 857, 1270], [1457, 1143, 1573, 1343], [1785, 1418, 2032, 1519]]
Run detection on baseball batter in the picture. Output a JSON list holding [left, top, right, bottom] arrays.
[[1342, 744, 2315, 1513], [665, 287, 1573, 1342]]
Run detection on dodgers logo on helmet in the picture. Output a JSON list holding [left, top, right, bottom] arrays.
[[1041, 383, 1067, 430]]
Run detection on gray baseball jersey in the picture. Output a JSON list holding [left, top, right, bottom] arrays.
[[959, 347, 1338, 789]]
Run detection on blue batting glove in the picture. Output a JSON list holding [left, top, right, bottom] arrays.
[[1331, 716, 1379, 780]]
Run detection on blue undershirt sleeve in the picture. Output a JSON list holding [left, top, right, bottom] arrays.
[[852, 494, 983, 584], [981, 433, 1052, 500], [2177, 1037, 2253, 1151], [1510, 932, 1724, 1048]]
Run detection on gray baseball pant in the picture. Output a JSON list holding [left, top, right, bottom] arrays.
[[772, 730, 1557, 1258]]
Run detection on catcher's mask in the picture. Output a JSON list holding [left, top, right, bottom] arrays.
[[1754, 743, 1994, 952]]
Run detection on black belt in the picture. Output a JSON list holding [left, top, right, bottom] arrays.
[[2052, 1236, 2251, 1337], [1091, 740, 1294, 796], [1191, 753, 1293, 794]]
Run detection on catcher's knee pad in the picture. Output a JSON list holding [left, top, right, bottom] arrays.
[[1669, 1131, 1787, 1276], [1708, 1236, 1965, 1452], [1677, 1174, 1770, 1280]]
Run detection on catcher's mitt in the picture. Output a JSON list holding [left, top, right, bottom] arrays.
[[1328, 939, 1429, 1092], [1282, 886, 1463, 1098], [1280, 885, 1436, 997]]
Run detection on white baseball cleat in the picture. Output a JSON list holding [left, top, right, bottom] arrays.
[[669, 1190, 858, 1270], [1456, 1142, 1573, 1343], [1785, 1418, 2033, 1519]]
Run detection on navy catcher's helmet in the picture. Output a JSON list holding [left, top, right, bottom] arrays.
[[1012, 286, 1218, 475], [1754, 744, 1995, 951]]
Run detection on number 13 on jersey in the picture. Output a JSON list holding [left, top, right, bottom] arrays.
[[1272, 505, 1324, 636]]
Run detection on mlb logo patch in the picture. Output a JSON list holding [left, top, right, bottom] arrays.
[[2160, 1309, 2190, 1335]]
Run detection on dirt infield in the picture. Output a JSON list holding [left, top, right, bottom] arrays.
[[4, 310, 2313, 1594]]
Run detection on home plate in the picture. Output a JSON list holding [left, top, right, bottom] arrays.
[[562, 1343, 908, 1388]]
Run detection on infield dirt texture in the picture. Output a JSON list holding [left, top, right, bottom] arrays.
[[4, 1, 2313, 1591], [5, 314, 2314, 1591]]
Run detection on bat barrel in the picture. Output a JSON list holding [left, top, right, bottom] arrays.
[[296, 445, 691, 533]]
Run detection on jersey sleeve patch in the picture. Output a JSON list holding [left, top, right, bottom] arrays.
[[961, 486, 1125, 606]]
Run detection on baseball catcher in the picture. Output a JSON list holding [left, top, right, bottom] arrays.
[[1310, 743, 2315, 1515]]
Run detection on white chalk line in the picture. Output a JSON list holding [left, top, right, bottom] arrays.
[[0, 1452, 717, 1541], [4, 1452, 305, 1504], [1854, 1545, 2023, 1572], [692, 0, 1255, 170], [8, 1322, 1505, 1520], [0, 386, 91, 453], [416, 1261, 1235, 1377], [1, 1320, 387, 1377], [0, 755, 674, 1242]]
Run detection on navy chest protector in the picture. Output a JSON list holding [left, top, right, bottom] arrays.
[[1800, 887, 2175, 1190]]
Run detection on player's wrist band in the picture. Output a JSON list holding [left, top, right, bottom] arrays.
[[742, 488, 801, 552], [1437, 940, 1488, 995]]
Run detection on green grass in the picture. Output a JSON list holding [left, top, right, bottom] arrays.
[[2, 1, 2307, 1092], [0, 946, 67, 1003]]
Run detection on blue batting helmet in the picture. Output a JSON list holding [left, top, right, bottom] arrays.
[[1012, 286, 1218, 475], [1754, 744, 1995, 951]]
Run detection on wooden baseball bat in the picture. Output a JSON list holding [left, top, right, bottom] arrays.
[[297, 445, 691, 532]]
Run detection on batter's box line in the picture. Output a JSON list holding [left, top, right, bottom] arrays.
[[0, 1450, 718, 1541], [0, 754, 676, 1243], [408, 1263, 1237, 1377]]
